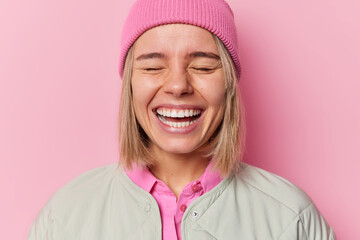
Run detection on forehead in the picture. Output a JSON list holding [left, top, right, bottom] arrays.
[[133, 24, 218, 54]]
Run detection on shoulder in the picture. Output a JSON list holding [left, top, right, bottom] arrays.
[[55, 163, 120, 191], [29, 163, 160, 239], [46, 163, 122, 214], [196, 163, 336, 239], [233, 163, 313, 214], [28, 164, 125, 239]]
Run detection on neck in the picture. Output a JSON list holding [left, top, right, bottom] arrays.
[[148, 147, 210, 199]]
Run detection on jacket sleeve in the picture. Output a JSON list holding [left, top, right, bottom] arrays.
[[28, 206, 75, 240], [279, 203, 337, 240]]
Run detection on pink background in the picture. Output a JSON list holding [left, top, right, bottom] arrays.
[[0, 0, 359, 239]]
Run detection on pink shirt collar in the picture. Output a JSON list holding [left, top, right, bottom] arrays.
[[125, 160, 222, 194]]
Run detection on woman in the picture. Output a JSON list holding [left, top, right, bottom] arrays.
[[28, 0, 336, 239]]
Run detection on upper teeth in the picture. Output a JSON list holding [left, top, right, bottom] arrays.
[[156, 108, 201, 118]]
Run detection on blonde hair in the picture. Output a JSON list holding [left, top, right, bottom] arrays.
[[117, 34, 246, 177]]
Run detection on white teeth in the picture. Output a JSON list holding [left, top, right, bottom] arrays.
[[178, 110, 184, 118], [156, 108, 202, 128], [157, 114, 198, 128], [156, 108, 201, 118]]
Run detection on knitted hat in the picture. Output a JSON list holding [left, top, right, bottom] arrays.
[[118, 0, 241, 79]]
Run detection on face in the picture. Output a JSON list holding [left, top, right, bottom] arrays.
[[131, 24, 226, 157]]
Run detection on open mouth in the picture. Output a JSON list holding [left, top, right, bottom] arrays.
[[155, 108, 203, 128]]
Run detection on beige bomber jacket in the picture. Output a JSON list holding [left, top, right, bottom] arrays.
[[28, 163, 336, 240]]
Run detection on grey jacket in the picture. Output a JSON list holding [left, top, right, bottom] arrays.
[[28, 163, 336, 240]]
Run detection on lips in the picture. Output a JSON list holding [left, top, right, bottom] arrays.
[[154, 106, 203, 129]]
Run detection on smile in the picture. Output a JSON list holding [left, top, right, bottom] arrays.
[[155, 108, 202, 128]]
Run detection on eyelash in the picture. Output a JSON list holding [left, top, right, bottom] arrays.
[[192, 67, 212, 72], [143, 67, 214, 72], [145, 68, 163, 71]]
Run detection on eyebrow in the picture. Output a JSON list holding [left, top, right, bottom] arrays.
[[135, 51, 220, 61], [136, 52, 166, 61], [189, 51, 220, 60]]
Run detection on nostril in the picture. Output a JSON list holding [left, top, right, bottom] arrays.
[[163, 82, 193, 97], [164, 90, 192, 97], [163, 73, 193, 96]]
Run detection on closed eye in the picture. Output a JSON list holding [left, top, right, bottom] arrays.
[[192, 67, 213, 72], [145, 67, 163, 71]]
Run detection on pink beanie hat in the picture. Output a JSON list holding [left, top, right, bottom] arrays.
[[119, 0, 241, 79]]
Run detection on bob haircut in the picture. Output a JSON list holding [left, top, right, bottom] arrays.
[[118, 32, 246, 177]]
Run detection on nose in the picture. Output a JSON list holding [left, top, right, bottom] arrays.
[[163, 68, 194, 97]]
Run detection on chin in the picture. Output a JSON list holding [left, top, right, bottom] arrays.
[[156, 140, 201, 155]]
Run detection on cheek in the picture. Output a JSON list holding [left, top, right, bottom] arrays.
[[131, 77, 158, 121], [196, 74, 226, 107]]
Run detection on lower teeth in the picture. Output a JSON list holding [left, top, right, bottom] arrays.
[[157, 115, 197, 128]]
